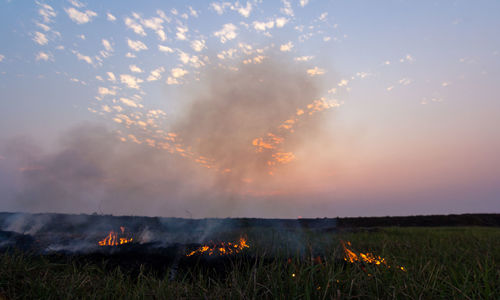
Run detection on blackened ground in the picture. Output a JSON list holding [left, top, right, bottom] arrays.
[[1, 244, 315, 281]]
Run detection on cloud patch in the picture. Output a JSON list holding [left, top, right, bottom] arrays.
[[35, 51, 52, 61], [214, 23, 237, 43], [65, 7, 97, 24], [147, 67, 165, 81], [307, 67, 325, 76], [120, 74, 144, 89], [127, 39, 148, 51], [33, 32, 48, 45]]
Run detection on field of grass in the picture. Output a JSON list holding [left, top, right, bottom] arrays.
[[1, 226, 499, 299]]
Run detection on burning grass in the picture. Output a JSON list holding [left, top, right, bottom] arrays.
[[186, 237, 249, 257], [341, 240, 406, 272], [0, 226, 499, 299], [98, 226, 133, 246]]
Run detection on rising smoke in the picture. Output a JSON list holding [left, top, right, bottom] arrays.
[[0, 55, 336, 217], [173, 55, 324, 188]]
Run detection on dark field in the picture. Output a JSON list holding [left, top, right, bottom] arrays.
[[0, 213, 499, 299]]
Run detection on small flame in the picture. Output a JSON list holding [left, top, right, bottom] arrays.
[[98, 227, 133, 246], [341, 240, 406, 271], [186, 237, 249, 257]]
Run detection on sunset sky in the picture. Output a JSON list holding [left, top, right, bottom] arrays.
[[0, 0, 499, 218]]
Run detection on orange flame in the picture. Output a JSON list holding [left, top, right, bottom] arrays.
[[186, 237, 249, 257], [98, 227, 133, 246], [341, 240, 406, 271]]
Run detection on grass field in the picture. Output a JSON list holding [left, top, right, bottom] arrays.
[[1, 226, 499, 299]]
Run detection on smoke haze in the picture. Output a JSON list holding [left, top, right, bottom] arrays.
[[0, 56, 337, 217]]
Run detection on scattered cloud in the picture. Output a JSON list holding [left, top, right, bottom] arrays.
[[275, 17, 288, 28], [141, 17, 163, 31], [318, 12, 328, 21], [107, 72, 116, 82], [253, 20, 274, 31], [65, 7, 97, 24], [98, 86, 116, 96], [398, 78, 412, 85], [0, 54, 4, 62], [210, 1, 252, 17], [421, 97, 443, 104], [294, 56, 313, 62], [400, 54, 415, 63], [280, 0, 294, 16], [120, 97, 139, 107], [167, 67, 188, 84], [101, 104, 112, 113], [120, 74, 144, 89], [33, 32, 48, 45], [125, 17, 146, 36], [191, 39, 206, 52], [356, 72, 370, 79], [106, 13, 116, 21], [300, 0, 309, 7], [338, 79, 349, 87], [188, 6, 199, 17], [147, 67, 165, 81], [234, 2, 252, 18], [127, 39, 148, 51], [166, 77, 180, 85], [102, 39, 113, 51], [176, 26, 189, 40], [243, 55, 265, 64], [441, 81, 451, 87], [70, 77, 86, 85], [72, 50, 93, 65], [36, 22, 51, 32], [307, 67, 325, 76], [210, 2, 231, 15], [37, 3, 57, 23], [158, 45, 174, 53], [68, 0, 85, 8], [217, 48, 238, 60], [35, 51, 52, 61], [280, 41, 293, 52], [177, 52, 204, 68], [142, 17, 166, 41], [214, 23, 237, 43], [386, 86, 394, 91], [129, 64, 144, 73]]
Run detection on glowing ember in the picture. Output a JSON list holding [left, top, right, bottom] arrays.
[[341, 240, 406, 271], [98, 226, 133, 246], [186, 237, 249, 257]]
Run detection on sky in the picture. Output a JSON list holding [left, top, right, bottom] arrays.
[[0, 0, 499, 218]]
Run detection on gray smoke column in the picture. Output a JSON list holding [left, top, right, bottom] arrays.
[[173, 55, 325, 189]]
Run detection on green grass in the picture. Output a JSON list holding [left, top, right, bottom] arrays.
[[1, 227, 499, 299]]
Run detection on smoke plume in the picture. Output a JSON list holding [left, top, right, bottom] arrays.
[[0, 56, 336, 217]]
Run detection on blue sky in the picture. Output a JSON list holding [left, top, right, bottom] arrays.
[[0, 0, 499, 217]]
